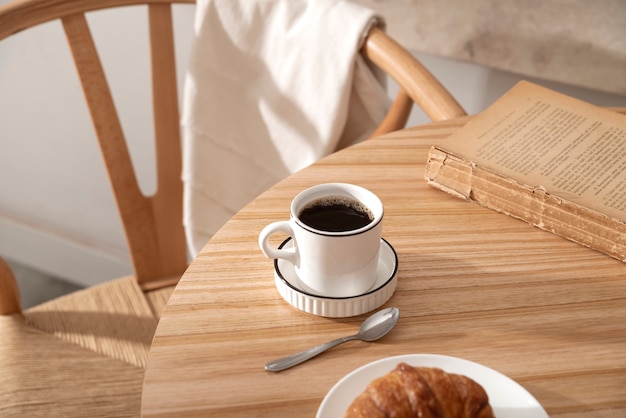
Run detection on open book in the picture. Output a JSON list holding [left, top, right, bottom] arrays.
[[425, 81, 626, 262]]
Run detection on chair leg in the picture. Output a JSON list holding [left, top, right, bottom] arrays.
[[0, 257, 22, 315]]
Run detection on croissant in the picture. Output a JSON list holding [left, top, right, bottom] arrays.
[[344, 363, 495, 418]]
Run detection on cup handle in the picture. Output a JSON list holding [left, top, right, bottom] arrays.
[[258, 221, 298, 264]]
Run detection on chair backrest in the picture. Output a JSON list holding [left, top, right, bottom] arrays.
[[0, 0, 192, 292], [362, 27, 466, 137], [0, 0, 464, 314]]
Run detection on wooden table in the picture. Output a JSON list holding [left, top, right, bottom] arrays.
[[142, 117, 626, 417]]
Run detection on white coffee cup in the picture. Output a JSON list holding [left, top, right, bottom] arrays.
[[258, 183, 383, 297]]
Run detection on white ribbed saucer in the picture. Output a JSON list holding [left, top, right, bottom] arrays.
[[273, 238, 398, 318]]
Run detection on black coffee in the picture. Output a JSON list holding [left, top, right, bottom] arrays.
[[298, 196, 374, 232]]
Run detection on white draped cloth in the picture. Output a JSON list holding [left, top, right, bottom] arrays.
[[182, 0, 391, 256]]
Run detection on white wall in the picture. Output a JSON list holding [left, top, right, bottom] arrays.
[[1, 3, 625, 287]]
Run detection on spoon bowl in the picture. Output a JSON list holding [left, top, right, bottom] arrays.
[[358, 307, 400, 341], [265, 307, 400, 372]]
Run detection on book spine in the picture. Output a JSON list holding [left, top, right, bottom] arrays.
[[425, 146, 626, 263]]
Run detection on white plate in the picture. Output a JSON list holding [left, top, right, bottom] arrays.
[[317, 354, 548, 418]]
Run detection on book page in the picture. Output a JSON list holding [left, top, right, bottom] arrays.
[[446, 81, 626, 222]]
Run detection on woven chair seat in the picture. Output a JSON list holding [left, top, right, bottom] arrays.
[[24, 276, 158, 369], [0, 315, 145, 418]]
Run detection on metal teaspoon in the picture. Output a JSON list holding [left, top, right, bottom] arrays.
[[265, 307, 400, 372]]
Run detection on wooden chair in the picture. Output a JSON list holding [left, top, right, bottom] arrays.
[[0, 0, 193, 416], [0, 0, 463, 415]]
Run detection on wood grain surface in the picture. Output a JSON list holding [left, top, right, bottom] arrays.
[[142, 117, 626, 417]]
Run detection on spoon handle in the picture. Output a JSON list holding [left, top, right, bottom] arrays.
[[265, 335, 357, 372]]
